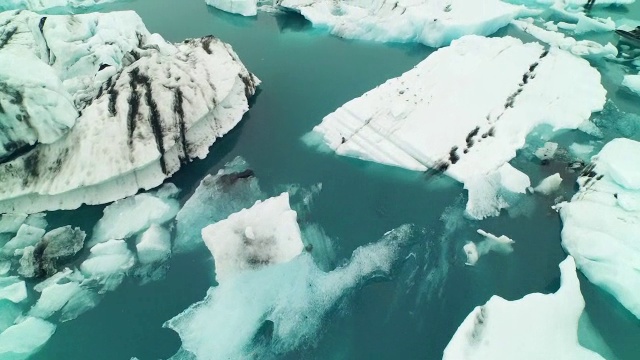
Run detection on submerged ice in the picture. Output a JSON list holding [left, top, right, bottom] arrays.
[[166, 192, 415, 359], [557, 138, 640, 319], [308, 35, 605, 219]]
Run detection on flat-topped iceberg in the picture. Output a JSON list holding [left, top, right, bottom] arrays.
[[557, 138, 640, 319], [277, 0, 527, 47], [0, 10, 259, 214], [443, 256, 604, 359], [202, 193, 304, 283], [307, 35, 605, 219]]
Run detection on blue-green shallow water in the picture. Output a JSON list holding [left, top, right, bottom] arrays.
[[30, 1, 640, 359]]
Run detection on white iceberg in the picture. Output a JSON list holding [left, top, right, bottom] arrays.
[[174, 157, 265, 253], [277, 0, 527, 47], [80, 239, 136, 292], [19, 225, 85, 278], [463, 229, 514, 265], [0, 11, 259, 214], [207, 0, 258, 16], [91, 183, 179, 246], [622, 74, 640, 97], [534, 173, 563, 195], [165, 225, 414, 359], [308, 35, 605, 219], [28, 281, 82, 319], [2, 224, 45, 256], [202, 193, 304, 283], [512, 19, 618, 60], [0, 317, 56, 360], [557, 138, 640, 319], [0, 277, 27, 304], [135, 224, 172, 265], [443, 256, 604, 360]]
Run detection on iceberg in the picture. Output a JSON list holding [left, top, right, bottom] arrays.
[[0, 317, 56, 360], [2, 224, 45, 257], [90, 184, 179, 246], [277, 0, 527, 47], [135, 224, 171, 265], [0, 10, 259, 214], [174, 157, 265, 253], [165, 225, 414, 359], [206, 0, 258, 16], [512, 20, 618, 60], [622, 74, 640, 96], [80, 239, 136, 292], [534, 173, 563, 195], [19, 226, 85, 278], [463, 229, 515, 265], [308, 35, 605, 219], [443, 256, 604, 360], [28, 281, 82, 319], [202, 193, 304, 283], [557, 138, 640, 319], [0, 277, 27, 303]]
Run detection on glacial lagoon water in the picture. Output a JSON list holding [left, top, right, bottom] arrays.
[[22, 0, 640, 359]]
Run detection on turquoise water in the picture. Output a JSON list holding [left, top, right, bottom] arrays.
[[24, 0, 640, 359]]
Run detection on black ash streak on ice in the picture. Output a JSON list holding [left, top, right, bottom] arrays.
[[434, 49, 550, 174]]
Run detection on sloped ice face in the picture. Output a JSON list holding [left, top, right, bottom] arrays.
[[443, 256, 604, 360], [202, 193, 304, 283], [0, 10, 260, 214], [206, 0, 259, 16], [307, 35, 605, 219], [622, 74, 640, 97], [557, 138, 640, 319], [165, 194, 411, 360], [277, 0, 527, 47]]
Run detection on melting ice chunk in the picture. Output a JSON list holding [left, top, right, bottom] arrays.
[[206, 0, 258, 16], [0, 277, 27, 304], [0, 317, 56, 360], [444, 256, 604, 359], [534, 173, 563, 195], [464, 229, 515, 265], [80, 240, 135, 292], [558, 138, 640, 319], [91, 184, 180, 246], [202, 193, 304, 283], [166, 192, 414, 359]]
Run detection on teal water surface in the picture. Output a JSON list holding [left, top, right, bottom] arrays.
[[29, 1, 640, 359]]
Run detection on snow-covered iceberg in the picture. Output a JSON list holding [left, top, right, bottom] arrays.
[[166, 191, 415, 359], [0, 10, 259, 214], [557, 138, 640, 319], [201, 193, 304, 283], [307, 35, 605, 219], [443, 256, 604, 359], [277, 0, 527, 47]]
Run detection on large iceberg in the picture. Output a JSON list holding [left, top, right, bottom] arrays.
[[277, 0, 527, 47], [443, 256, 604, 359], [166, 192, 415, 358], [557, 138, 640, 319], [0, 317, 56, 360], [0, 10, 259, 213], [307, 35, 605, 219]]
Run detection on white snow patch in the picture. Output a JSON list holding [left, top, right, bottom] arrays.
[[308, 35, 605, 219], [444, 256, 604, 360]]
